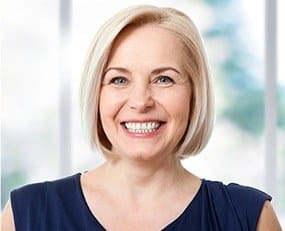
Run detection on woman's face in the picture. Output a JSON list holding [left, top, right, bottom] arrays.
[[99, 25, 191, 161]]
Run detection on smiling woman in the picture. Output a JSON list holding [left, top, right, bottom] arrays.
[[1, 4, 282, 231], [80, 7, 214, 161]]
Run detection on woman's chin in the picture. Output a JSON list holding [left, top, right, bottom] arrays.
[[115, 148, 171, 163]]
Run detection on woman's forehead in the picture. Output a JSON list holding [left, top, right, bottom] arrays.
[[106, 25, 185, 70]]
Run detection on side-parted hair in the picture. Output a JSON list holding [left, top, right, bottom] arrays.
[[79, 4, 214, 159]]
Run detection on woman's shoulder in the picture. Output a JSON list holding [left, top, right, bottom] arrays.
[[11, 173, 81, 196], [225, 181, 272, 204], [203, 179, 271, 202], [10, 173, 82, 211], [202, 179, 272, 229], [10, 173, 83, 229]]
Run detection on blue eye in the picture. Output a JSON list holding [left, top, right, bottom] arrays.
[[154, 76, 174, 85], [110, 77, 128, 86]]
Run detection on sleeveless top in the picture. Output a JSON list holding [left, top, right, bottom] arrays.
[[10, 173, 271, 231]]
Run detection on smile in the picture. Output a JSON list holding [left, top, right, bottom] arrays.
[[123, 121, 163, 134]]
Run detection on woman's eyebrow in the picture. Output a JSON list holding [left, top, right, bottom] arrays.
[[151, 67, 181, 75], [104, 67, 130, 75]]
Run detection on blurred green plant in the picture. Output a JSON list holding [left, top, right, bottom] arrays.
[[1, 171, 26, 209], [203, 0, 285, 134]]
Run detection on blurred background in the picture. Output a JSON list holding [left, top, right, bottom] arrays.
[[1, 0, 284, 227]]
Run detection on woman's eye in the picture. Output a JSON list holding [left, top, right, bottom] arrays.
[[110, 77, 128, 86], [154, 76, 174, 85]]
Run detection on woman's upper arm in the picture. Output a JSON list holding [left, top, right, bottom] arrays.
[[257, 200, 282, 231], [1, 200, 16, 231]]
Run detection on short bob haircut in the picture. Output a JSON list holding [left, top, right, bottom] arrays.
[[80, 4, 214, 159]]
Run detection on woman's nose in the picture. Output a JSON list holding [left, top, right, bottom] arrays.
[[128, 83, 154, 112]]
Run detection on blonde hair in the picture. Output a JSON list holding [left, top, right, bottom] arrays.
[[80, 4, 214, 159]]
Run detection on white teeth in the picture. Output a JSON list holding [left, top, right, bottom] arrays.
[[124, 122, 161, 133]]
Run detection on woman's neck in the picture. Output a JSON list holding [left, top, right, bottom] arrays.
[[99, 155, 194, 203]]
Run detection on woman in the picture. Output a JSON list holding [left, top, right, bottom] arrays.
[[2, 4, 282, 230]]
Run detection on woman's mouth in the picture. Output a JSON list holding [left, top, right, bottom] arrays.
[[122, 121, 164, 134]]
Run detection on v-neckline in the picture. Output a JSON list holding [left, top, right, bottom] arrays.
[[75, 173, 204, 230]]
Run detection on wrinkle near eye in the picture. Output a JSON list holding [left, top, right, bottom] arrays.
[[177, 77, 190, 85]]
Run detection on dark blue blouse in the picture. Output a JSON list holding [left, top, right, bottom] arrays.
[[11, 173, 271, 230]]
